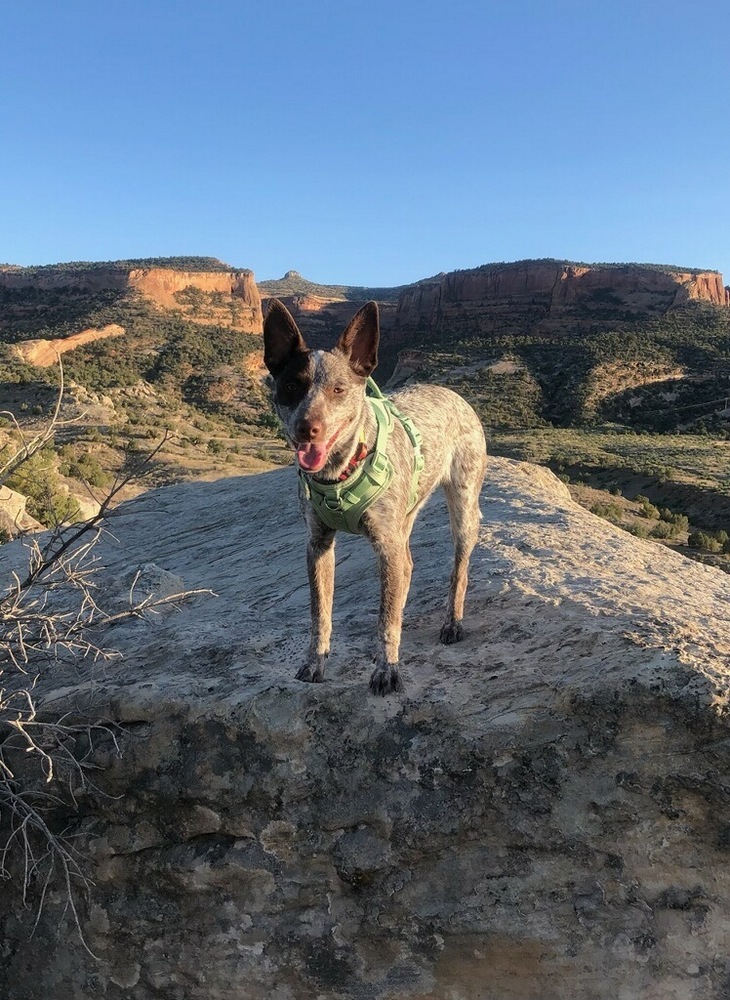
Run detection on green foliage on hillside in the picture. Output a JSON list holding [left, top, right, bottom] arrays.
[[398, 302, 730, 434], [0, 286, 127, 342], [490, 427, 730, 495], [7, 256, 236, 274]]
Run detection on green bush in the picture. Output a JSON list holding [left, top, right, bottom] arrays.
[[629, 522, 651, 538], [688, 531, 723, 552], [635, 496, 660, 519], [590, 502, 623, 522]]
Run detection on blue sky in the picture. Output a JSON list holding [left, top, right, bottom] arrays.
[[2, 0, 729, 287]]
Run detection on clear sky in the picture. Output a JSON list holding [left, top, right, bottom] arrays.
[[2, 0, 729, 287]]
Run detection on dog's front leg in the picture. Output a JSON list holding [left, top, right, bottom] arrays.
[[296, 528, 336, 683], [369, 541, 406, 696]]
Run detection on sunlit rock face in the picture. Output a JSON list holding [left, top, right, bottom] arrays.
[[390, 261, 729, 344]]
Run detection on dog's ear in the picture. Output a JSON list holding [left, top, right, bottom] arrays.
[[263, 299, 308, 376], [336, 301, 379, 378]]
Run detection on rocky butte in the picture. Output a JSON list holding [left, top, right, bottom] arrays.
[[1, 458, 729, 998], [391, 260, 730, 344], [0, 258, 264, 334]]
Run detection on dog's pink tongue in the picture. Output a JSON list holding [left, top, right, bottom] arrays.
[[296, 442, 328, 472]]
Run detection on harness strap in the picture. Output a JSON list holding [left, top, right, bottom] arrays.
[[367, 377, 424, 511], [300, 379, 424, 534]]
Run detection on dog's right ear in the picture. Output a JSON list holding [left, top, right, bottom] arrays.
[[263, 299, 308, 377], [336, 301, 379, 378]]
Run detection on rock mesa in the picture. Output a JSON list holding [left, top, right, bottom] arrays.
[[392, 261, 730, 343]]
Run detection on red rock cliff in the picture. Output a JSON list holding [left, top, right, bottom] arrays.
[[0, 265, 263, 334], [392, 261, 729, 343]]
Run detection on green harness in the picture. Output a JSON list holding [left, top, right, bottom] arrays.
[[299, 378, 424, 534]]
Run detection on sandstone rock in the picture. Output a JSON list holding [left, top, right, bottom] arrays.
[[0, 263, 264, 335], [392, 261, 729, 344], [0, 484, 43, 536], [14, 323, 125, 367], [128, 268, 262, 332], [0, 459, 729, 998]]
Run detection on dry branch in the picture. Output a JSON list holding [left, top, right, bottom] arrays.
[[0, 382, 213, 952]]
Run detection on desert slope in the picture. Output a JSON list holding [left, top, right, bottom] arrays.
[[1, 458, 729, 998]]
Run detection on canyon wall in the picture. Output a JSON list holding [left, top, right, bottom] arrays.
[[0, 265, 264, 334], [391, 261, 730, 344]]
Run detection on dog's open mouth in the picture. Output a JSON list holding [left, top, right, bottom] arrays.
[[296, 442, 329, 472], [296, 422, 348, 473]]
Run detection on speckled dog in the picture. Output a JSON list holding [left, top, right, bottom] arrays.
[[263, 298, 487, 695]]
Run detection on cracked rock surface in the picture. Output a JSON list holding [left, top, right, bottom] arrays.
[[1, 458, 729, 999]]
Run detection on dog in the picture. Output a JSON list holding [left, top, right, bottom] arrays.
[[263, 298, 487, 695]]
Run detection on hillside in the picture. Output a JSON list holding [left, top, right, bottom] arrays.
[[0, 256, 262, 337], [1, 458, 729, 998], [0, 257, 282, 527], [258, 268, 407, 302]]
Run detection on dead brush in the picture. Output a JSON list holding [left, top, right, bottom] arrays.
[[0, 361, 213, 953]]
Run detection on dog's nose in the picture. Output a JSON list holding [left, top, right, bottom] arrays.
[[296, 419, 322, 442]]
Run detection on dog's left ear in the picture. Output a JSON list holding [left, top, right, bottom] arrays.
[[336, 301, 379, 378]]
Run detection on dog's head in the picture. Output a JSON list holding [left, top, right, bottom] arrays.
[[263, 299, 380, 474]]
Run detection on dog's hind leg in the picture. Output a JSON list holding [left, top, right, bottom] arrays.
[[297, 528, 336, 683], [440, 455, 486, 644]]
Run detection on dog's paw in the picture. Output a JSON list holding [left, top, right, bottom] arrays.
[[439, 619, 464, 645], [295, 655, 327, 683], [369, 663, 403, 696]]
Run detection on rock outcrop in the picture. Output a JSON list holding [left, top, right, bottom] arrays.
[[0, 262, 264, 334], [128, 268, 262, 331], [1, 458, 729, 998], [392, 261, 730, 344], [14, 323, 125, 366], [0, 485, 43, 536]]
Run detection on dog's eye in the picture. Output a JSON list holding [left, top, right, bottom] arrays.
[[332, 385, 346, 395], [284, 382, 298, 393]]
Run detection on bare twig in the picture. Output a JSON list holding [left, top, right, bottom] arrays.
[[0, 381, 211, 955], [0, 356, 66, 488]]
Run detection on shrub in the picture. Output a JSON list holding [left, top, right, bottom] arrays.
[[590, 502, 623, 522], [630, 522, 651, 538], [637, 499, 660, 519], [688, 531, 722, 552]]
